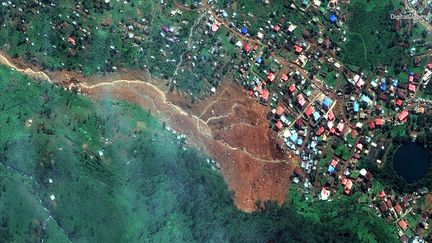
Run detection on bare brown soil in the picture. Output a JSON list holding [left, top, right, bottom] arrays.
[[81, 80, 297, 211], [0, 53, 297, 212]]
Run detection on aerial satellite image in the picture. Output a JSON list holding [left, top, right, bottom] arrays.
[[0, 0, 431, 242]]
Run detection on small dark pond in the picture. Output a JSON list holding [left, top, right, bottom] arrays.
[[393, 142, 431, 183]]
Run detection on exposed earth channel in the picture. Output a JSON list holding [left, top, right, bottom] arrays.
[[0, 53, 297, 212]]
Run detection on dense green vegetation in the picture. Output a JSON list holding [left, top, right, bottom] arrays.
[[337, 0, 409, 73], [0, 65, 401, 242]]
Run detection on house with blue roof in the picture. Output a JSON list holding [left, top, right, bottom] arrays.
[[361, 94, 371, 106], [313, 111, 321, 121], [290, 133, 298, 143], [329, 14, 337, 24], [241, 26, 248, 35], [380, 82, 386, 92], [323, 97, 332, 110], [297, 138, 304, 146], [353, 101, 359, 113], [328, 165, 335, 173], [256, 57, 263, 64]]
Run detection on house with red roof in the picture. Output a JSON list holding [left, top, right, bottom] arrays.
[[211, 22, 220, 32], [380, 202, 388, 213], [276, 106, 285, 116], [330, 159, 338, 167], [344, 179, 353, 195], [341, 177, 348, 185], [394, 203, 402, 215], [428, 63, 432, 69], [409, 75, 414, 83], [327, 158, 339, 174], [273, 24, 281, 32], [408, 84, 416, 92], [327, 111, 335, 121], [336, 122, 345, 133], [297, 94, 306, 107], [375, 118, 385, 127], [294, 45, 303, 54], [398, 110, 409, 122], [326, 120, 334, 129], [396, 99, 403, 107], [257, 83, 263, 94], [369, 121, 375, 130], [330, 127, 336, 134], [289, 84, 296, 94], [398, 220, 408, 231], [261, 89, 269, 100], [68, 37, 76, 46], [356, 79, 365, 88], [268, 72, 275, 82], [276, 120, 283, 130], [304, 106, 314, 118], [243, 43, 251, 53], [281, 73, 288, 82], [386, 199, 392, 209], [317, 126, 325, 136]]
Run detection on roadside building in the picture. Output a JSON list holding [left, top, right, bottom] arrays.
[[268, 72, 276, 82], [323, 97, 333, 110], [398, 110, 409, 122], [276, 106, 285, 116], [398, 220, 408, 231]]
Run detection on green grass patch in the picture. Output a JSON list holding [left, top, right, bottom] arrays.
[[335, 143, 352, 161]]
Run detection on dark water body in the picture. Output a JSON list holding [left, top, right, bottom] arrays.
[[393, 142, 431, 183]]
